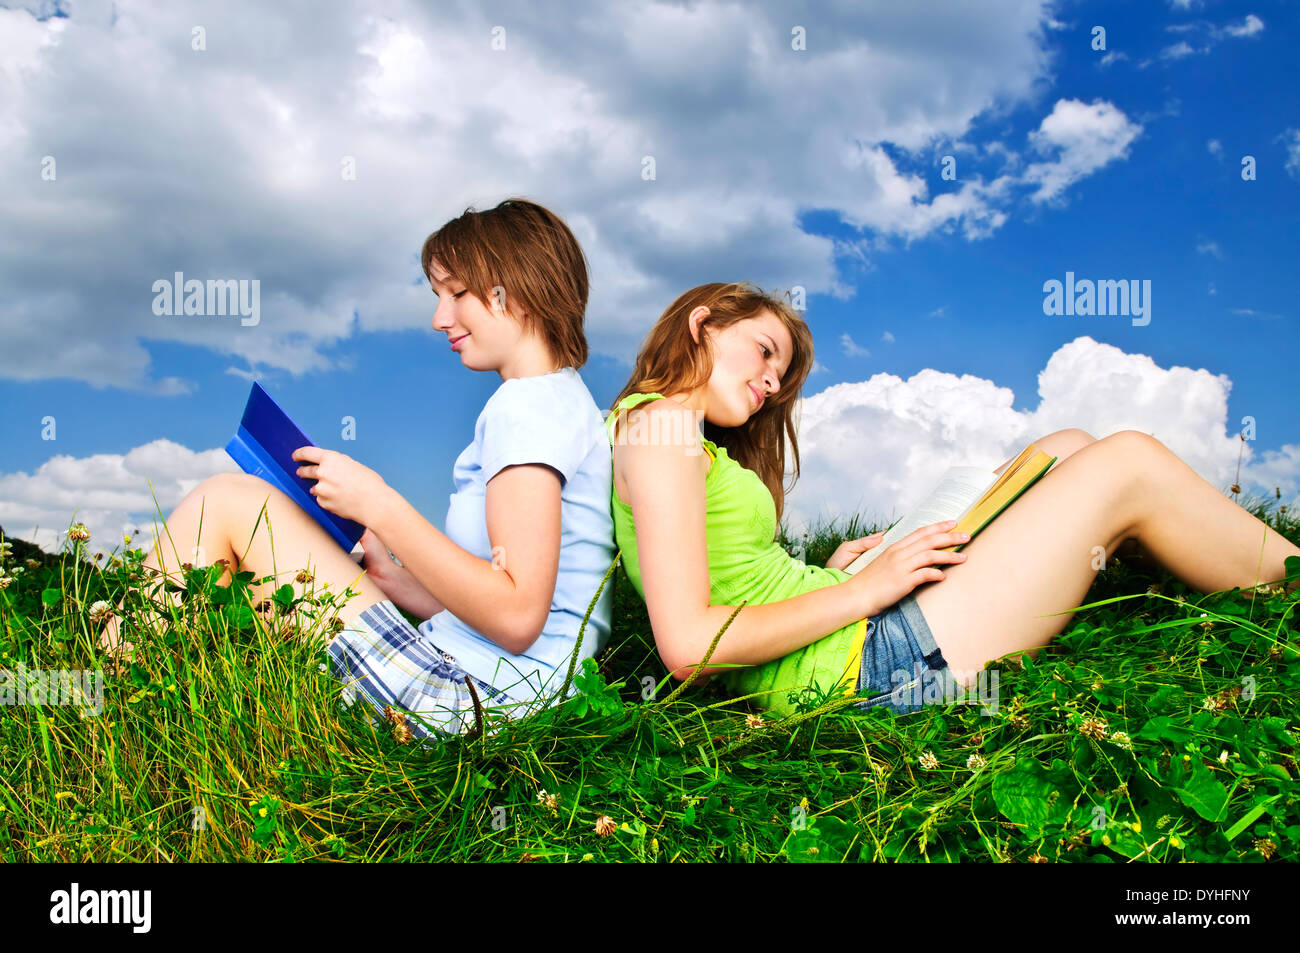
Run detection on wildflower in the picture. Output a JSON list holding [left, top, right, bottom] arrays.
[[1090, 680, 1102, 691], [1169, 835, 1183, 849], [25, 558, 39, 569], [295, 569, 314, 585], [966, 753, 986, 771], [536, 790, 558, 813], [919, 750, 940, 770], [1156, 814, 1172, 830], [0, 575, 12, 590], [383, 707, 412, 745], [1079, 717, 1108, 741], [594, 815, 616, 837], [88, 600, 114, 625], [1027, 852, 1048, 863], [1254, 838, 1278, 859], [68, 523, 91, 543], [257, 807, 268, 818], [1109, 731, 1133, 750], [1202, 693, 1231, 713], [1008, 712, 1030, 731], [1146, 583, 1163, 596], [1218, 750, 1230, 764], [745, 713, 763, 729]]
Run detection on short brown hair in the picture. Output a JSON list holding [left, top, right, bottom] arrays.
[[611, 282, 815, 524], [421, 198, 590, 368]]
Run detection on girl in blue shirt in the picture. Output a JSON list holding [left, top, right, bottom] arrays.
[[101, 198, 617, 741]]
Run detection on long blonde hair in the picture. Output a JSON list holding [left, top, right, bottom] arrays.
[[611, 282, 815, 524]]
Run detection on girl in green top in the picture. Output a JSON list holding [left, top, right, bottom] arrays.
[[608, 282, 1300, 716]]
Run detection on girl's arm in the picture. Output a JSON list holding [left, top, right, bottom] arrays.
[[367, 464, 562, 656], [357, 528, 446, 619], [620, 400, 870, 680]]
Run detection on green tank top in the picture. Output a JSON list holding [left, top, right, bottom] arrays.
[[604, 392, 869, 715]]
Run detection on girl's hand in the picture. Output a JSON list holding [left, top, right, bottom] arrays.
[[291, 446, 389, 526], [845, 519, 969, 618], [825, 533, 886, 571], [356, 527, 446, 619]]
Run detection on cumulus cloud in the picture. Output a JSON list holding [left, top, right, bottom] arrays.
[[782, 336, 1297, 535], [1, 0, 1140, 391], [1022, 99, 1143, 205], [0, 439, 239, 555]]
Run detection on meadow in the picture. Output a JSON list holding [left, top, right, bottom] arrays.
[[0, 498, 1296, 863]]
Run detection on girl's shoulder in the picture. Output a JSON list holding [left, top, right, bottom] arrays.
[[606, 392, 678, 443]]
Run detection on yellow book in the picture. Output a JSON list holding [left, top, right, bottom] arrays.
[[842, 442, 1057, 576]]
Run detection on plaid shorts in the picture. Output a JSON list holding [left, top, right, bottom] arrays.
[[326, 599, 510, 741]]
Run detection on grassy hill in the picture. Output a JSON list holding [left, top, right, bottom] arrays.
[[1, 503, 1296, 863]]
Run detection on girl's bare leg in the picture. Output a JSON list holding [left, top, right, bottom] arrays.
[[100, 473, 390, 654], [994, 428, 1150, 564], [913, 430, 1300, 684]]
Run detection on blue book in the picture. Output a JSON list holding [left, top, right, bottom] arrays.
[[225, 382, 366, 553]]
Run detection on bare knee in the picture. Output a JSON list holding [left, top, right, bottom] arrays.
[[1101, 429, 1166, 456], [192, 472, 281, 510], [1056, 427, 1097, 447]]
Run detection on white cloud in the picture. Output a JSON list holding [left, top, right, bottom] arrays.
[[783, 336, 1298, 535], [1098, 51, 1128, 68], [1223, 14, 1265, 38], [881, 331, 895, 343], [1207, 138, 1223, 159], [1160, 41, 1201, 61], [1022, 99, 1143, 205], [840, 333, 870, 357], [0, 439, 239, 556], [1281, 129, 1300, 181], [1161, 12, 1265, 61], [0, 1, 1115, 390], [1196, 238, 1222, 258]]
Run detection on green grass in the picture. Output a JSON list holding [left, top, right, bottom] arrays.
[[1, 499, 1297, 863]]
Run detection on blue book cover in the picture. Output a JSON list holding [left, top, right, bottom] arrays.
[[225, 382, 366, 553]]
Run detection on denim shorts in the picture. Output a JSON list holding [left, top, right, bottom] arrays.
[[853, 592, 964, 714]]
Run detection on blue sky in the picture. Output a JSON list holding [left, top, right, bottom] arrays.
[[0, 0, 1295, 552]]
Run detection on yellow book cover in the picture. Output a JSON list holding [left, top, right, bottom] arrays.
[[842, 442, 1057, 576]]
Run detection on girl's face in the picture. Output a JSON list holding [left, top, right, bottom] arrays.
[[428, 262, 528, 374], [695, 308, 795, 427]]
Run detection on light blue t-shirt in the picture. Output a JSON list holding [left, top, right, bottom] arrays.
[[417, 366, 616, 711]]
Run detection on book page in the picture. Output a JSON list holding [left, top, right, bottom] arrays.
[[843, 466, 995, 575]]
